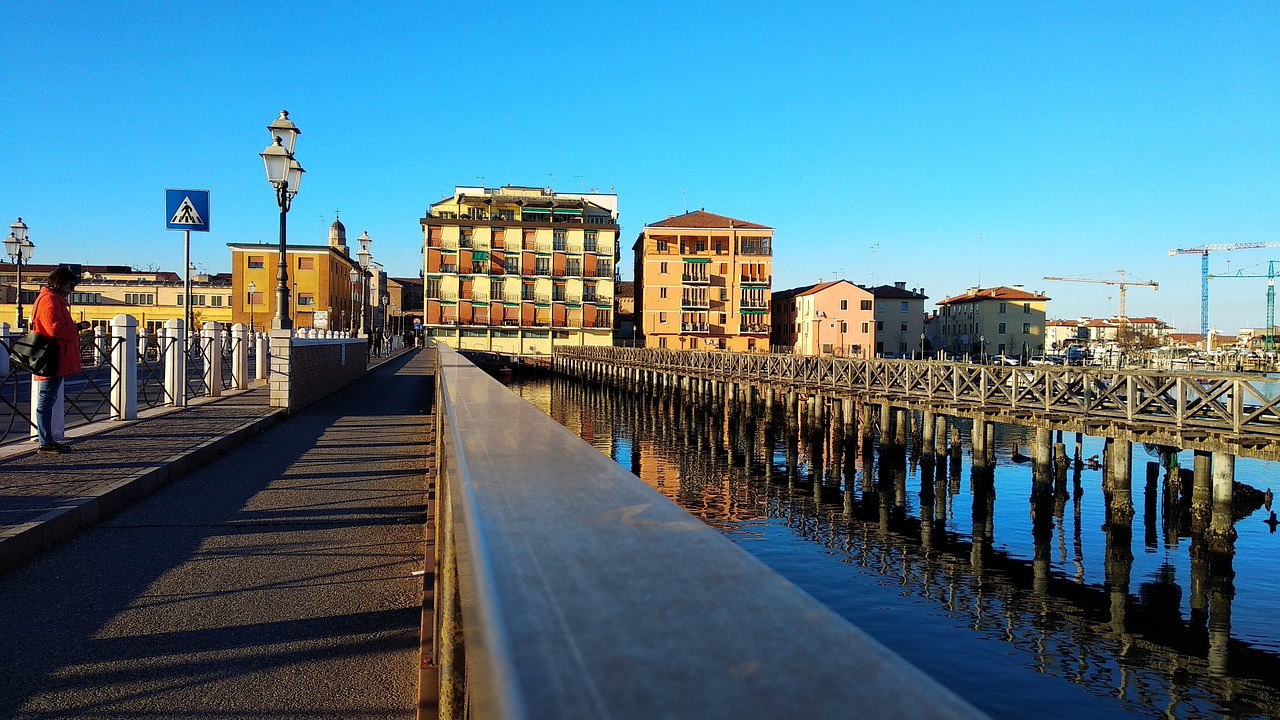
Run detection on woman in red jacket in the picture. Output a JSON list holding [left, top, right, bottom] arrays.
[[31, 266, 89, 454]]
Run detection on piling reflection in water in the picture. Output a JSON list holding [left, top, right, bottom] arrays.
[[508, 375, 1280, 718]]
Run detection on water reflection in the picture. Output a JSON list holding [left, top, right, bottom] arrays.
[[508, 376, 1280, 718]]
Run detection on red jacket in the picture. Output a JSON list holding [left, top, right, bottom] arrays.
[[31, 287, 83, 379]]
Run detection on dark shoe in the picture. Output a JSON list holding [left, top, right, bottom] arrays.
[[37, 444, 67, 455]]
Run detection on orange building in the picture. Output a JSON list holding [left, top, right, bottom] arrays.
[[633, 210, 773, 352]]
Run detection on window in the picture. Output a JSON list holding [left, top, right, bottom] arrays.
[[860, 300, 872, 311], [1023, 323, 1031, 334], [840, 299, 848, 311], [298, 256, 314, 270], [901, 302, 909, 314], [248, 256, 264, 269], [998, 322, 1007, 334]]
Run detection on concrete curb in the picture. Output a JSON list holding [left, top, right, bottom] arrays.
[[0, 408, 286, 573]]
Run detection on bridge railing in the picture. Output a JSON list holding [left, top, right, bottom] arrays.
[[430, 343, 984, 719], [557, 347, 1280, 442]]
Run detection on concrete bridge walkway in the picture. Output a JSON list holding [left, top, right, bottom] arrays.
[[0, 349, 435, 719]]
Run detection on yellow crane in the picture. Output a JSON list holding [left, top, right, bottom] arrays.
[[1042, 270, 1159, 323]]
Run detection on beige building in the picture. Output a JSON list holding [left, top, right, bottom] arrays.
[[870, 282, 930, 357], [934, 286, 1051, 357], [420, 185, 619, 355], [633, 210, 773, 352], [1, 262, 232, 333]]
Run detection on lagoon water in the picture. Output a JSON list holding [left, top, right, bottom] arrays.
[[508, 374, 1280, 719]]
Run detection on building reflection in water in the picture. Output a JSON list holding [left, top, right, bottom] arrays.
[[507, 376, 1279, 718]]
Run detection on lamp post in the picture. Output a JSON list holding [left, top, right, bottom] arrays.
[[247, 281, 256, 333], [4, 218, 35, 331], [357, 232, 372, 336], [259, 110, 303, 331], [348, 268, 359, 333]]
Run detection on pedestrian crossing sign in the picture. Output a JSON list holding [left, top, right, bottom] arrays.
[[165, 189, 210, 232]]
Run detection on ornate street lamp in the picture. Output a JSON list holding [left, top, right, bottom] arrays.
[[4, 218, 35, 331], [259, 110, 303, 330], [348, 268, 360, 333], [357, 231, 372, 336], [247, 281, 256, 333]]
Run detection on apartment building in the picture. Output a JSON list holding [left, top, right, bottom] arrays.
[[771, 280, 874, 357], [633, 210, 773, 352], [934, 286, 1051, 357], [869, 282, 929, 357], [420, 185, 619, 355]]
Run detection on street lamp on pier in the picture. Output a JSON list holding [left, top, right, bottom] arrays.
[[247, 281, 256, 333], [259, 110, 304, 331], [4, 218, 34, 331], [356, 232, 372, 336], [348, 268, 359, 333]]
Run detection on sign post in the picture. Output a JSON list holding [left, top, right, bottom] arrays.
[[165, 189, 210, 385]]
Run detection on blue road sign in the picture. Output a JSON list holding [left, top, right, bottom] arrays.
[[165, 189, 210, 232]]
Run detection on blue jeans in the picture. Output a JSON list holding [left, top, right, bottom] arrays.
[[36, 376, 64, 446]]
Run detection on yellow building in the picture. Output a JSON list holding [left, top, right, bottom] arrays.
[[934, 286, 1051, 357], [1, 262, 232, 333], [228, 217, 365, 333], [633, 210, 773, 352], [419, 185, 619, 355]]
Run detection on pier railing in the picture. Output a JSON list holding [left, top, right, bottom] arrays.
[[430, 344, 985, 719], [556, 347, 1280, 459]]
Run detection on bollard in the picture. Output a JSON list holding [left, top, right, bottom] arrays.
[[109, 314, 138, 420]]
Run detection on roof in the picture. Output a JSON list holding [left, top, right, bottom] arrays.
[[645, 209, 771, 230], [938, 286, 1049, 305], [772, 280, 860, 301], [868, 284, 927, 299]]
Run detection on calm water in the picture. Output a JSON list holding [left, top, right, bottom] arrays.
[[507, 373, 1280, 719]]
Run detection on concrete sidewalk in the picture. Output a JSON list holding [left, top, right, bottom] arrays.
[[0, 347, 435, 718]]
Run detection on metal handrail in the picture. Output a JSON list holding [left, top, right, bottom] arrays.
[[431, 344, 984, 718]]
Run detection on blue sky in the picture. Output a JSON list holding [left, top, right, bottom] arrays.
[[2, 2, 1276, 333]]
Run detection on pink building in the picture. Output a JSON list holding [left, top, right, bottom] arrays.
[[771, 280, 875, 356]]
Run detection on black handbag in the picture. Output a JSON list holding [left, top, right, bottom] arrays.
[[8, 331, 59, 376]]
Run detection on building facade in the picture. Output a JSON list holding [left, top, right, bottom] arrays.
[[934, 286, 1051, 357], [420, 185, 619, 355], [633, 210, 773, 352], [2, 263, 232, 333], [771, 280, 874, 356], [228, 216, 366, 333], [869, 283, 929, 357]]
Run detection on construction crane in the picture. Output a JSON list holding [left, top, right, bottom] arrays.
[[1168, 243, 1280, 338], [1207, 261, 1278, 350], [1042, 270, 1159, 323]]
